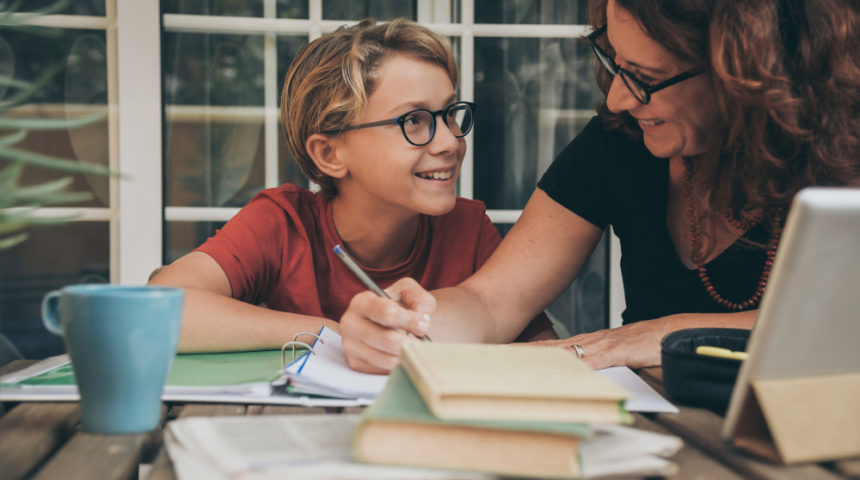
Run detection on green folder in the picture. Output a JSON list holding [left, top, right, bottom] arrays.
[[8, 349, 296, 387]]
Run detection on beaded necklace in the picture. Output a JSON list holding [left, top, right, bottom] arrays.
[[683, 158, 782, 311]]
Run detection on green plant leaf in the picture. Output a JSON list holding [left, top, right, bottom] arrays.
[[0, 146, 115, 176], [0, 74, 31, 90], [0, 0, 70, 27], [0, 110, 106, 130], [0, 130, 27, 147], [0, 216, 28, 234], [0, 207, 82, 228], [0, 232, 28, 250], [0, 62, 64, 113], [0, 162, 24, 190]]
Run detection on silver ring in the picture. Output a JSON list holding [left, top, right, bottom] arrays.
[[573, 343, 585, 360]]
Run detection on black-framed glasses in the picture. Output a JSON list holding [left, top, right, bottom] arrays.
[[587, 25, 705, 105], [329, 101, 476, 146]]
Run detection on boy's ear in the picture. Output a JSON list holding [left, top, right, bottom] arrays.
[[305, 133, 348, 179]]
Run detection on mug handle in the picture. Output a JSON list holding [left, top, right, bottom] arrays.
[[42, 290, 64, 335]]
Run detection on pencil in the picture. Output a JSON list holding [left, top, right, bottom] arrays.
[[333, 244, 431, 342]]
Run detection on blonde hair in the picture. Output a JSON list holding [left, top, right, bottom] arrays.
[[281, 18, 459, 198]]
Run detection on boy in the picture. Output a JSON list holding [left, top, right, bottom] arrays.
[[150, 19, 508, 351]]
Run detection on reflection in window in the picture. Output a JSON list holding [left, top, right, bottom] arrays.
[[475, 0, 588, 24], [165, 221, 226, 263], [322, 0, 416, 20], [0, 28, 109, 206], [0, 223, 110, 359], [164, 33, 266, 208], [162, 0, 309, 18], [474, 36, 600, 210], [13, 0, 106, 16]]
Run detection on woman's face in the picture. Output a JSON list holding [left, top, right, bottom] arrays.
[[604, 0, 721, 159]]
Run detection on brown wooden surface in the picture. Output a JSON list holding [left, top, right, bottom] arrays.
[[639, 365, 860, 479], [30, 431, 154, 480], [3, 361, 858, 479], [0, 402, 80, 480], [633, 414, 745, 480]]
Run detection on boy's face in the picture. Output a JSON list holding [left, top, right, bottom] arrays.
[[333, 53, 465, 217]]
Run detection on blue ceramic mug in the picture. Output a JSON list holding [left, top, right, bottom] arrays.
[[42, 284, 184, 434]]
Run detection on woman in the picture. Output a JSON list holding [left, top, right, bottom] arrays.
[[339, 0, 860, 373]]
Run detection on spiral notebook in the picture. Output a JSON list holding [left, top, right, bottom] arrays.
[[279, 326, 389, 399]]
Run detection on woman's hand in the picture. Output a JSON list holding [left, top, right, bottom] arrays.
[[340, 277, 435, 374], [528, 317, 677, 370], [528, 310, 757, 369]]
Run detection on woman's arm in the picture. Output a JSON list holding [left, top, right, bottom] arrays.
[[340, 189, 604, 372], [529, 310, 757, 369], [149, 252, 339, 352]]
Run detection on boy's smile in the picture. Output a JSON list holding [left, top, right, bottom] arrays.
[[332, 52, 466, 219]]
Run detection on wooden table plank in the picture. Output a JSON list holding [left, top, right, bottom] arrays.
[[640, 366, 854, 479], [30, 430, 156, 480], [633, 415, 746, 480], [829, 458, 860, 479], [178, 403, 247, 417], [654, 405, 846, 480], [0, 402, 80, 480], [260, 405, 327, 415]]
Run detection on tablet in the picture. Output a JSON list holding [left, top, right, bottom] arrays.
[[722, 187, 860, 440]]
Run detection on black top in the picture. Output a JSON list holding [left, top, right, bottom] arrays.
[[537, 116, 769, 324]]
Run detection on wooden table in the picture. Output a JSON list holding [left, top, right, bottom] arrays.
[[1, 360, 858, 480]]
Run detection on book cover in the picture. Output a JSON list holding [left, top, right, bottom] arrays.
[[353, 365, 589, 479], [399, 342, 631, 423]]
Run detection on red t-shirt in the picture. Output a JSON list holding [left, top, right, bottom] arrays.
[[195, 184, 501, 321]]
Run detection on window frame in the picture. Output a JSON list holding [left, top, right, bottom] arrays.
[[12, 0, 624, 328]]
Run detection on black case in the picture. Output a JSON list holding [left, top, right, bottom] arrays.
[[661, 328, 751, 414]]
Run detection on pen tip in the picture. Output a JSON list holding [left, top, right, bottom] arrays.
[[333, 244, 343, 255]]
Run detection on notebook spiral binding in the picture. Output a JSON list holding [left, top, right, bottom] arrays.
[[280, 331, 325, 368]]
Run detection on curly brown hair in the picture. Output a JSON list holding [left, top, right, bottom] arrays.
[[588, 0, 860, 224], [281, 18, 458, 198]]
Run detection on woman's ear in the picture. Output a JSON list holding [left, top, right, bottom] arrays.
[[306, 133, 348, 179]]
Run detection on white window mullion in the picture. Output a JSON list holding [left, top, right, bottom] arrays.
[[458, 0, 475, 199], [106, 0, 119, 282], [264, 0, 279, 188], [116, 1, 162, 284]]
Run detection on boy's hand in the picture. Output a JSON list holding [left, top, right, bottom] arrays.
[[340, 277, 435, 374]]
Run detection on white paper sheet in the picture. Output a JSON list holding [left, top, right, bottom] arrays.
[[164, 414, 682, 480], [597, 366, 678, 413]]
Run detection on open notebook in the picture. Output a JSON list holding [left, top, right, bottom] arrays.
[[280, 326, 676, 413]]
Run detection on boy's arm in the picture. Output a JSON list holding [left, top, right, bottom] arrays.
[[149, 251, 340, 352]]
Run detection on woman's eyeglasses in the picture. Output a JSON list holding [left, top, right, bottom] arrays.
[[326, 101, 476, 146], [587, 25, 705, 105]]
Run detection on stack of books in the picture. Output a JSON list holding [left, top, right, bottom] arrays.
[[352, 342, 633, 478]]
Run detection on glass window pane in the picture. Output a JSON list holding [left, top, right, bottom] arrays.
[[165, 120, 266, 207], [163, 0, 261, 16], [473, 36, 601, 210], [165, 221, 225, 263], [1, 28, 109, 207], [546, 232, 608, 336], [162, 0, 308, 17], [0, 223, 110, 359], [475, 0, 588, 24], [277, 0, 309, 18], [163, 33, 264, 107], [14, 0, 106, 16], [275, 35, 310, 187], [323, 0, 416, 21], [164, 32, 266, 207]]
